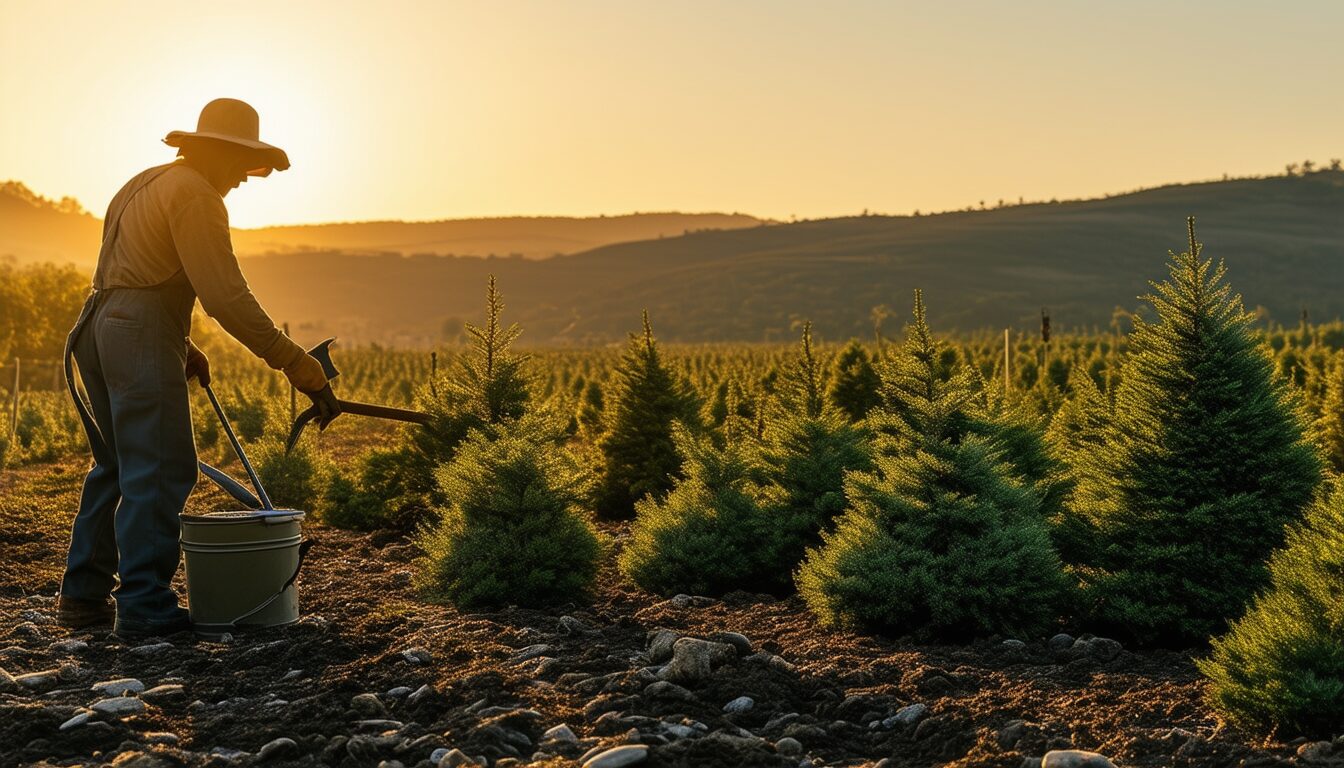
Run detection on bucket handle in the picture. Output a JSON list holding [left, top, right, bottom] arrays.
[[218, 538, 314, 629]]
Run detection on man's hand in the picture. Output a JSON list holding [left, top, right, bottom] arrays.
[[185, 340, 210, 387]]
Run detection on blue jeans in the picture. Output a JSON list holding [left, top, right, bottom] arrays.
[[61, 272, 198, 622]]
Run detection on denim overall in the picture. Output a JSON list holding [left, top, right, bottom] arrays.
[[62, 167, 199, 624]]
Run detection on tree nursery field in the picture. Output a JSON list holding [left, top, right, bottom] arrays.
[[3, 226, 1344, 768]]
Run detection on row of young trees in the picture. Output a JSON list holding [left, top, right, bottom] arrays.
[[294, 220, 1337, 739]]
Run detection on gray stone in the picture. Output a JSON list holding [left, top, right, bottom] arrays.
[[1048, 633, 1075, 652], [998, 719, 1028, 749], [664, 723, 697, 739], [386, 685, 413, 698], [582, 744, 649, 768], [708, 631, 753, 656], [51, 639, 89, 653], [670, 594, 693, 609], [1001, 639, 1027, 650], [140, 684, 186, 705], [258, 737, 298, 761], [774, 736, 803, 755], [401, 647, 433, 665], [646, 629, 680, 663], [91, 696, 145, 716], [15, 669, 60, 690], [144, 732, 179, 745], [723, 696, 754, 714], [438, 748, 476, 767], [407, 683, 434, 705], [129, 642, 174, 656], [1041, 750, 1117, 768], [1298, 741, 1334, 762], [281, 669, 304, 681], [1073, 636, 1122, 662], [59, 711, 92, 730], [882, 703, 928, 728], [543, 724, 578, 742], [658, 638, 736, 684], [351, 692, 387, 717], [429, 748, 450, 765], [644, 681, 696, 701], [511, 644, 554, 662], [90, 677, 145, 699]]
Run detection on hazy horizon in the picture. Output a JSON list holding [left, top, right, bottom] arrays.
[[5, 1, 1342, 228]]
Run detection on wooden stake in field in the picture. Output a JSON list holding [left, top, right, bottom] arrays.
[[1041, 308, 1051, 372], [10, 357, 20, 435], [1003, 329, 1010, 392], [284, 322, 296, 423]]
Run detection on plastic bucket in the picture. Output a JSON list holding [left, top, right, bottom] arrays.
[[181, 510, 306, 634]]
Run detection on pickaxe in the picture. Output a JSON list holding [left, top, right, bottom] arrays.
[[284, 338, 431, 453]]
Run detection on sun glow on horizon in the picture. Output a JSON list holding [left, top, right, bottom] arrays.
[[4, 1, 1343, 229]]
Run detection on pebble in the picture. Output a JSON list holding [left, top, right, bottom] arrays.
[[281, 669, 304, 681], [91, 696, 145, 717], [144, 732, 180, 745], [51, 639, 89, 653], [407, 683, 435, 705], [59, 711, 92, 730], [543, 724, 578, 742], [91, 677, 145, 696], [670, 594, 693, 609], [258, 737, 298, 761], [1002, 639, 1027, 650], [1298, 742, 1334, 762], [512, 644, 555, 662], [386, 686, 413, 698], [1041, 750, 1117, 768], [16, 669, 60, 689], [664, 723, 697, 739], [401, 647, 433, 665], [129, 642, 174, 656], [708, 631, 753, 656], [998, 719, 1028, 748], [582, 744, 649, 768], [1048, 633, 1075, 652], [643, 681, 695, 701], [775, 736, 803, 755], [438, 748, 476, 767], [429, 748, 450, 765], [883, 703, 928, 728], [646, 629, 679, 663], [1072, 636, 1123, 662], [723, 696, 755, 714], [351, 692, 387, 717]]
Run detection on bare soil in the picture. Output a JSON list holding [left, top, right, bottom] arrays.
[[0, 455, 1331, 768]]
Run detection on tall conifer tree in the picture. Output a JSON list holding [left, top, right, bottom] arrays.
[[1069, 219, 1321, 646]]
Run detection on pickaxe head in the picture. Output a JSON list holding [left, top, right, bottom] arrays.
[[307, 338, 341, 382]]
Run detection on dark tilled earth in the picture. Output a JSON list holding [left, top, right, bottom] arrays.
[[0, 456, 1336, 768]]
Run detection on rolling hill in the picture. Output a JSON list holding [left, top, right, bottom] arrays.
[[3, 173, 1340, 346], [236, 173, 1344, 346]]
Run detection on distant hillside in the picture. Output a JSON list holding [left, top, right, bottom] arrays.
[[229, 213, 766, 259], [0, 180, 764, 265], [236, 173, 1344, 347]]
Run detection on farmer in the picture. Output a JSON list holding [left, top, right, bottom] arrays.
[[57, 98, 338, 638]]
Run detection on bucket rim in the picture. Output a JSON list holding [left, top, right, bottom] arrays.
[[181, 510, 306, 523]]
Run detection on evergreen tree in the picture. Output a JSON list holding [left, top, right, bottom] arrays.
[[1069, 220, 1322, 646], [755, 324, 874, 591], [797, 291, 1065, 638], [1198, 480, 1344, 737], [415, 415, 602, 609], [828, 339, 882, 421], [1314, 359, 1344, 474], [592, 311, 702, 519], [1044, 368, 1113, 562], [620, 424, 772, 596], [576, 379, 605, 439]]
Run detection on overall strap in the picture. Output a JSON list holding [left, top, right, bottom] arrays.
[[92, 164, 179, 290]]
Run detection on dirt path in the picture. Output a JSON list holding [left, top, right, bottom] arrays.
[[0, 456, 1324, 767]]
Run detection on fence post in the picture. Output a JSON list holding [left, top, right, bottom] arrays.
[[1002, 329, 1010, 393], [430, 351, 438, 397], [284, 322, 296, 423], [10, 357, 20, 435]]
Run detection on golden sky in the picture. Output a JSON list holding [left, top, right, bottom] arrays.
[[3, 1, 1341, 228]]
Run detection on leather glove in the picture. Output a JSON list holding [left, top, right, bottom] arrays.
[[307, 384, 342, 429], [185, 339, 210, 387], [283, 352, 328, 393]]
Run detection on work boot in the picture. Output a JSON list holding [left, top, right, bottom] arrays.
[[113, 607, 192, 641], [56, 595, 116, 629]]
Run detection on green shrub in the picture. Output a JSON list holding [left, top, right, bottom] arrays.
[[1067, 221, 1322, 646], [1198, 480, 1344, 737], [797, 291, 1066, 639], [415, 417, 602, 610], [252, 435, 331, 513], [620, 424, 773, 596]]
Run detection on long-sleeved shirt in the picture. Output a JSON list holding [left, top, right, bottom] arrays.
[[93, 161, 305, 370]]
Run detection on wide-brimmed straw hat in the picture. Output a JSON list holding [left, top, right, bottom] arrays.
[[163, 98, 290, 177]]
